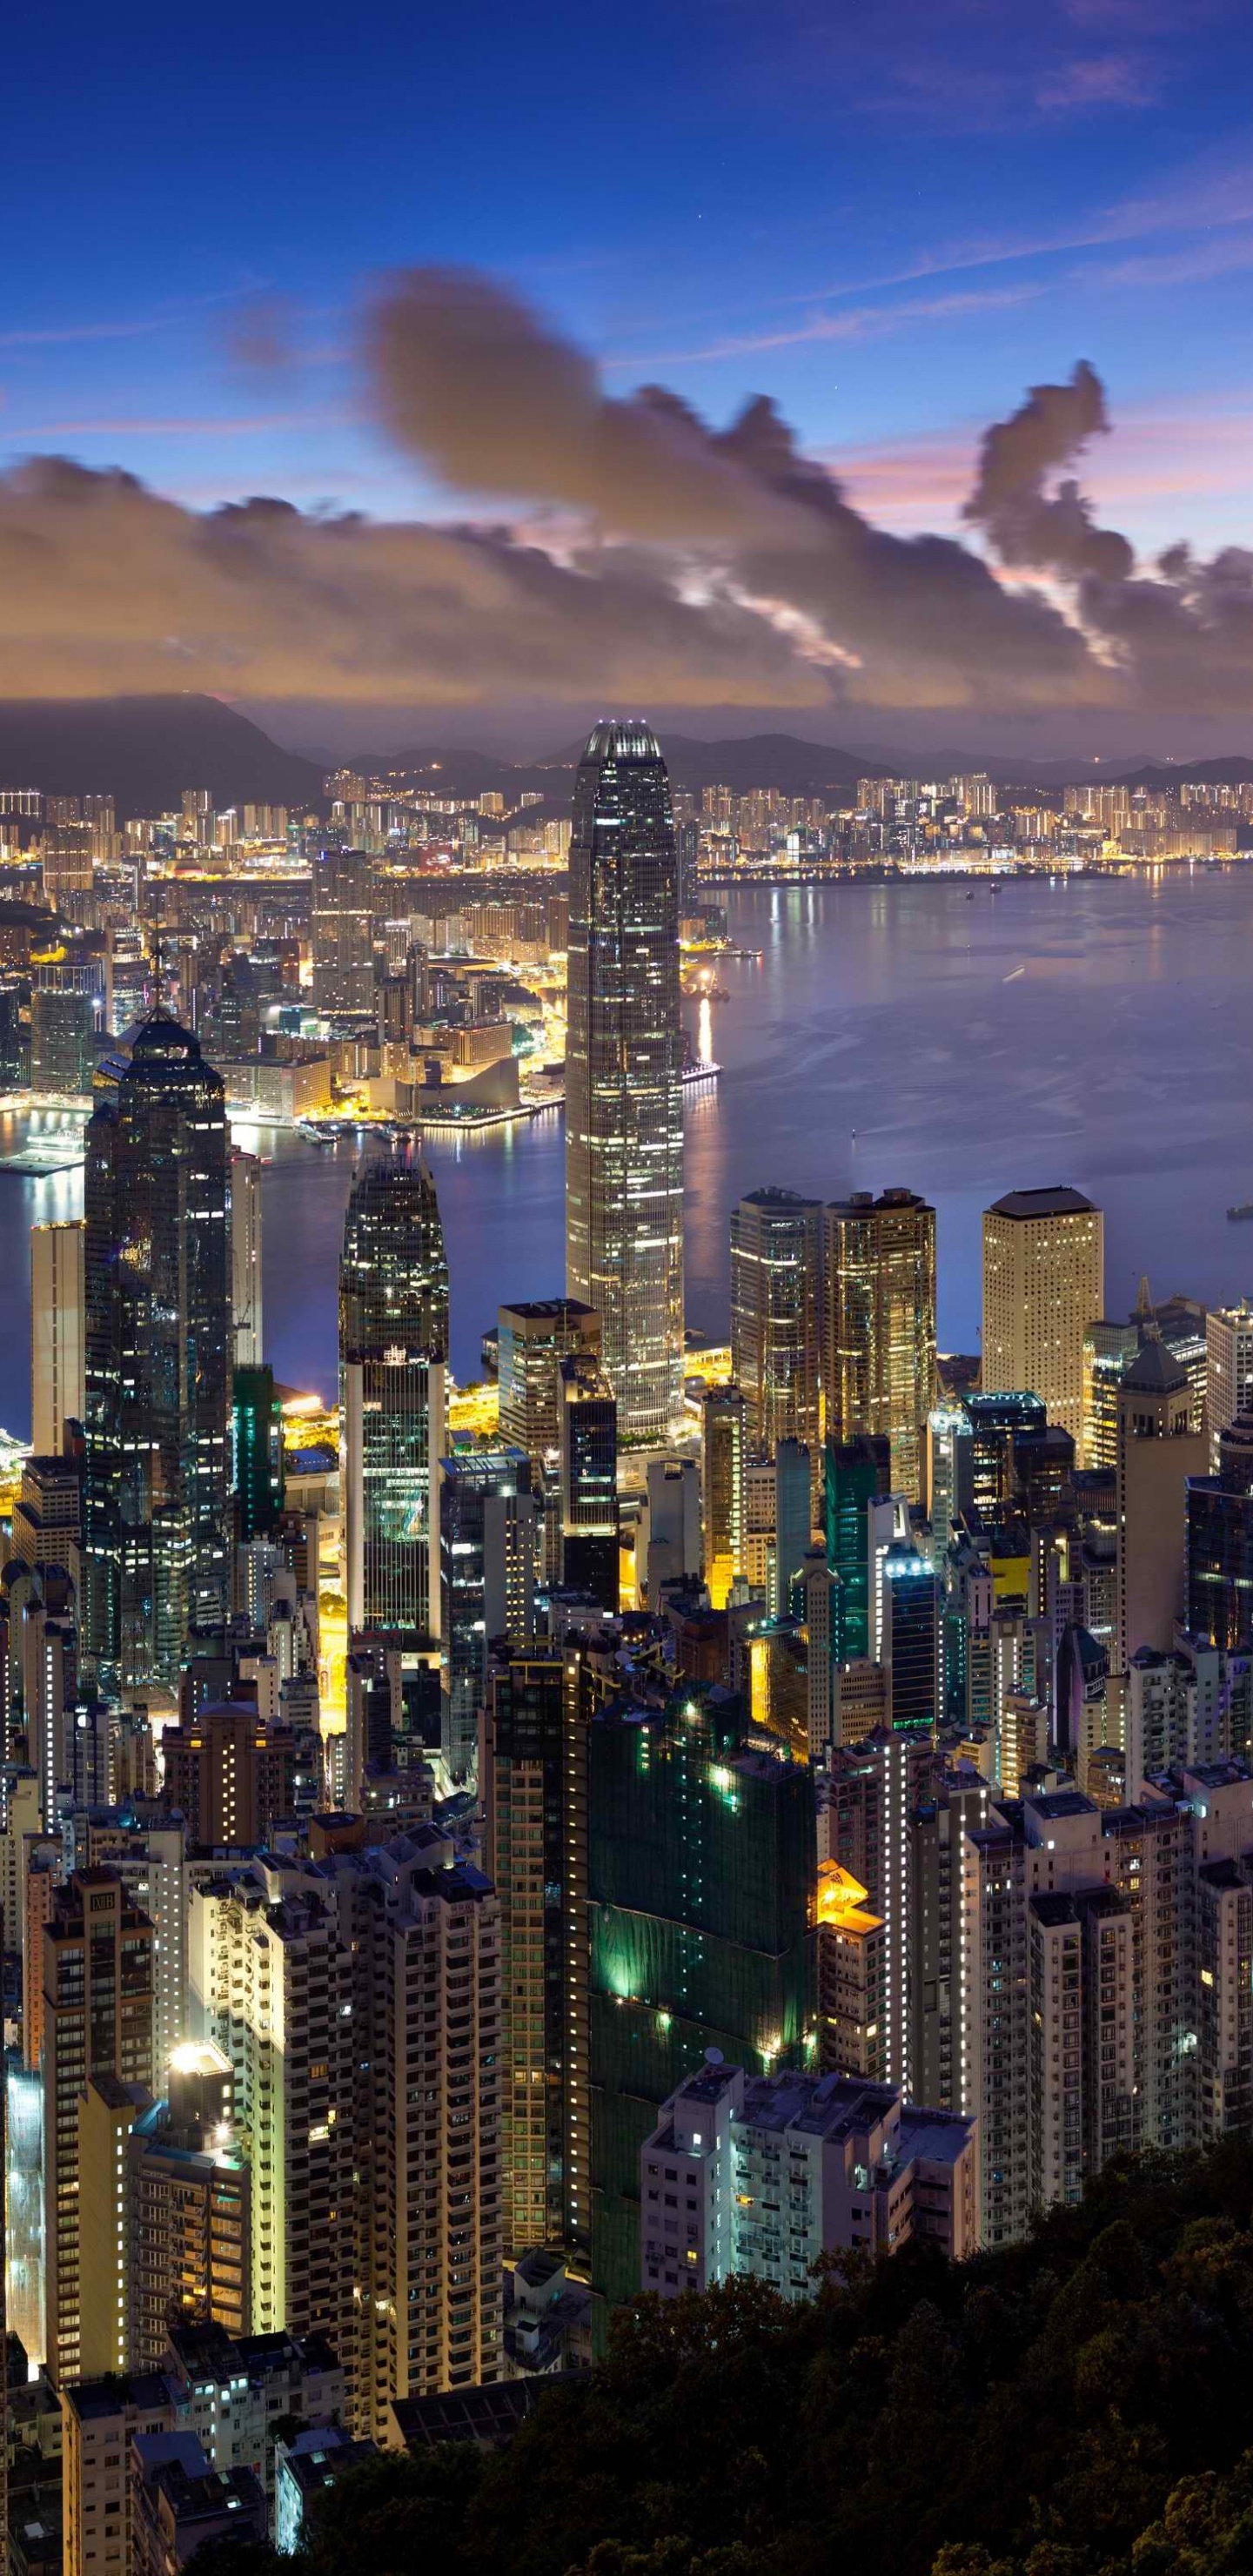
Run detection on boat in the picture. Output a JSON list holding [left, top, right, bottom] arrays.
[[1228, 1203, 1253, 1222], [681, 1059, 720, 1087]]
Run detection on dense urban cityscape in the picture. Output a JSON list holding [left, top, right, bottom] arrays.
[[10, 0, 1253, 2559], [0, 710, 1250, 2573]]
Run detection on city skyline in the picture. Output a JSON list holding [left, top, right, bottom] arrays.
[[5, 0, 1253, 2555]]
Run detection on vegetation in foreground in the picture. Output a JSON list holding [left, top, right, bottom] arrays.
[[193, 2141, 1253, 2576]]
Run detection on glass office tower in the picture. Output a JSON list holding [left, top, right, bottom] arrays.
[[340, 1143, 450, 1641], [84, 1012, 231, 1687], [566, 722, 684, 1442]]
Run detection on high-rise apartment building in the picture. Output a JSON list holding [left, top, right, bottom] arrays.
[[702, 1384, 747, 1608], [982, 1186, 1104, 1446], [311, 845, 374, 1020], [229, 1150, 264, 1369], [497, 1298, 600, 1462], [44, 1868, 156, 2382], [77, 2041, 251, 2374], [189, 1861, 358, 2411], [565, 723, 684, 1442], [558, 1353, 619, 1609], [640, 2062, 976, 2298], [30, 1218, 84, 1456], [730, 1187, 822, 1476], [1206, 1302, 1253, 1471], [959, 1768, 1253, 2246], [340, 1144, 449, 1640], [160, 1700, 299, 1846], [483, 1648, 590, 2265], [824, 1189, 936, 1503], [352, 1833, 502, 2431], [84, 1016, 231, 1688]]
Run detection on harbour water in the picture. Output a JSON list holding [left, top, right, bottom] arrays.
[[2, 869, 1251, 1435]]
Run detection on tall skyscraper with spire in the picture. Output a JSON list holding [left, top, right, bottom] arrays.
[[84, 1012, 231, 1687], [340, 1142, 450, 1640], [566, 721, 684, 1443]]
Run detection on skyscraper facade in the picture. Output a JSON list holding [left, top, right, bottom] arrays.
[[483, 1647, 590, 2265], [1206, 1302, 1253, 1472], [702, 1383, 747, 1608], [30, 1216, 84, 1456], [340, 1144, 449, 1640], [497, 1298, 600, 1462], [230, 1149, 264, 1370], [824, 1189, 936, 1503], [84, 1016, 231, 1688], [565, 723, 684, 1442], [982, 1186, 1103, 1446], [558, 1352, 619, 1609], [730, 1186, 822, 1469], [311, 845, 374, 1021], [589, 1687, 814, 2310]]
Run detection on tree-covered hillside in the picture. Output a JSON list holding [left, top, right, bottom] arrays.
[[195, 2140, 1253, 2576]]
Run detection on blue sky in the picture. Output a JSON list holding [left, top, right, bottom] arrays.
[[4, 0, 1253, 750]]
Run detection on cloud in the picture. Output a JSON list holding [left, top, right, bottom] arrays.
[[2, 264, 1252, 722], [1035, 51, 1160, 111], [364, 266, 1102, 710], [0, 456, 821, 708], [963, 359, 1135, 579]]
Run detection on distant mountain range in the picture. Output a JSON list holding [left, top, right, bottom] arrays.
[[0, 696, 324, 819], [1, 695, 1251, 816]]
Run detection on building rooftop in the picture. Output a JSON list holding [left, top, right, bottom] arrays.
[[988, 1186, 1096, 1219]]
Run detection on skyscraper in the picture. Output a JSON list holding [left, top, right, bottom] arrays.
[[30, 1217, 84, 1455], [439, 1447, 536, 1782], [729, 1187, 822, 1470], [497, 1298, 600, 1463], [1206, 1302, 1253, 1472], [824, 1189, 936, 1503], [1116, 1333, 1207, 1676], [229, 1149, 264, 1369], [231, 1364, 284, 1544], [566, 722, 684, 1441], [84, 1015, 231, 1688], [483, 1647, 590, 2265], [702, 1383, 747, 1608], [311, 844, 374, 1021], [44, 1868, 155, 2381], [1185, 1411, 1253, 1651], [558, 1352, 619, 1609], [824, 1433, 890, 1664], [589, 1686, 814, 2310], [340, 1144, 449, 1640], [982, 1187, 1103, 1446]]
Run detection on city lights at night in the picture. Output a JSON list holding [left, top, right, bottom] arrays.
[[3, 3, 1253, 2572]]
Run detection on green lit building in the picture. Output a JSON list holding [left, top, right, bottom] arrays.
[[824, 1432, 889, 1664], [231, 1365, 284, 1542], [589, 1686, 814, 2311]]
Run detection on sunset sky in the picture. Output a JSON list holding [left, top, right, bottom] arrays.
[[5, 0, 1253, 754]]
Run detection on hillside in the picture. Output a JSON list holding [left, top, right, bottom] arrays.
[[193, 2138, 1253, 2576], [0, 695, 324, 819]]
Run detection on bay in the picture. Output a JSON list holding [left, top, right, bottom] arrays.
[[2, 869, 1250, 1439]]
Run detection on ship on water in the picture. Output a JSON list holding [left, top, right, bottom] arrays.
[[1228, 1203, 1253, 1222]]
